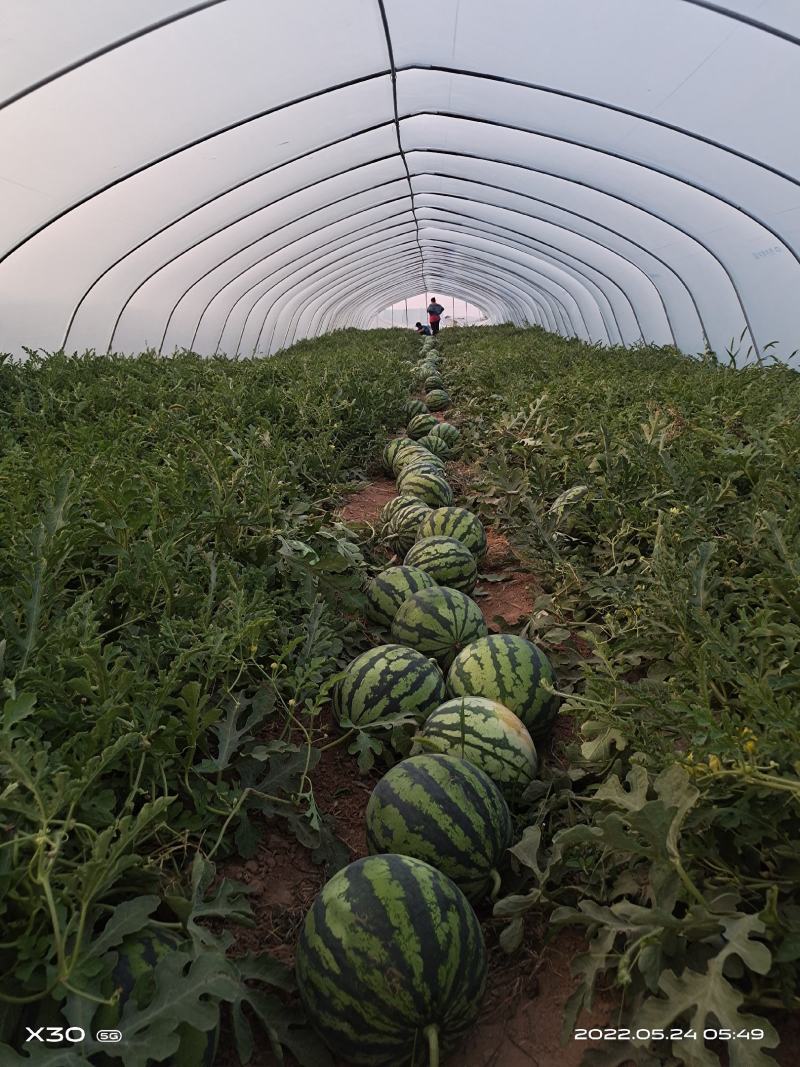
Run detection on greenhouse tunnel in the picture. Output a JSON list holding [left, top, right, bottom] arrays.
[[1, 0, 799, 363]]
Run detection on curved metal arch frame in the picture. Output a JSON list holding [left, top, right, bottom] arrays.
[[355, 274, 513, 333], [161, 158, 701, 358], [376, 0, 426, 290], [113, 135, 744, 358], [114, 178, 414, 353], [323, 265, 528, 339], [679, 1, 800, 46], [251, 240, 428, 356], [100, 115, 762, 356], [292, 245, 567, 349], [202, 203, 418, 356], [7, 48, 794, 355], [55, 74, 756, 353], [418, 226, 601, 340], [417, 212, 619, 344], [411, 168, 709, 349], [272, 230, 577, 348], [414, 244, 579, 336], [352, 274, 519, 334], [416, 199, 656, 344], [234, 223, 422, 356], [0, 1, 230, 111], [292, 246, 541, 342], [276, 240, 547, 351], [408, 145, 753, 351], [328, 262, 534, 336]]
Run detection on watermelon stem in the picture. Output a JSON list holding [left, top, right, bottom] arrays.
[[489, 868, 502, 901], [424, 1023, 440, 1067]]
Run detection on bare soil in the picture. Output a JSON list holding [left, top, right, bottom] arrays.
[[214, 459, 618, 1067]]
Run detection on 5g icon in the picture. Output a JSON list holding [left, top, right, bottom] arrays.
[[96, 1030, 123, 1043]]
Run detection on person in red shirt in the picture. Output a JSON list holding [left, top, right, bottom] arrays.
[[427, 297, 445, 335]]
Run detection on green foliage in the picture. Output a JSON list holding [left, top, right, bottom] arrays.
[[0, 331, 410, 1061], [439, 326, 800, 1064]]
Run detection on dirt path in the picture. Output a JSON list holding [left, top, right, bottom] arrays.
[[216, 442, 616, 1066]]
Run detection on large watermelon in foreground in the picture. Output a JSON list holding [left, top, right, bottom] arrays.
[[415, 696, 538, 797], [365, 566, 438, 627], [391, 586, 488, 667], [404, 536, 477, 594], [296, 854, 487, 1067], [366, 754, 512, 901], [448, 634, 559, 737], [333, 644, 446, 726], [417, 507, 488, 559]]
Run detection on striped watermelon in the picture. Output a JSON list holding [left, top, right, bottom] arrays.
[[407, 413, 439, 440], [391, 586, 488, 667], [428, 421, 460, 448], [379, 495, 421, 528], [396, 470, 453, 508], [404, 536, 477, 594], [404, 398, 429, 419], [383, 437, 416, 474], [365, 566, 437, 627], [416, 433, 451, 459], [333, 644, 446, 726], [417, 507, 488, 559], [425, 375, 445, 391], [448, 635, 559, 738], [384, 499, 431, 554], [366, 754, 512, 901], [415, 696, 538, 797], [393, 444, 445, 476], [397, 462, 447, 485], [415, 364, 438, 382], [296, 854, 487, 1067], [425, 389, 450, 412]]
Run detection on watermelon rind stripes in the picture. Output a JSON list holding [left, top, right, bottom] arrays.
[[428, 422, 460, 447], [404, 398, 429, 419], [447, 634, 560, 738], [365, 566, 438, 627], [383, 500, 431, 555], [366, 754, 512, 901], [407, 413, 439, 440], [393, 444, 445, 476], [383, 437, 416, 474], [414, 696, 538, 797], [404, 536, 478, 594], [416, 434, 451, 459], [333, 644, 446, 726], [391, 586, 488, 668], [425, 389, 450, 411], [396, 470, 453, 508], [379, 495, 421, 528], [416, 507, 488, 559], [296, 855, 486, 1066]]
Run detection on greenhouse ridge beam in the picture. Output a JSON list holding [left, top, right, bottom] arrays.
[[376, 0, 426, 294]]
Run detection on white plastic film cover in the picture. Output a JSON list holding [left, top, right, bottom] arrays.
[[0, 0, 797, 362]]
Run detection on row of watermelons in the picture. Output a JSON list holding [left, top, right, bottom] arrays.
[[295, 338, 560, 1065]]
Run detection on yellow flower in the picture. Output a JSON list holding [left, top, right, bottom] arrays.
[[744, 739, 757, 755], [708, 755, 722, 773]]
